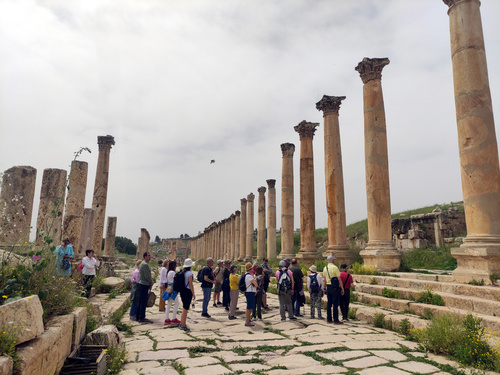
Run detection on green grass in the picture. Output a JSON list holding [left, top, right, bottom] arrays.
[[400, 246, 458, 271]]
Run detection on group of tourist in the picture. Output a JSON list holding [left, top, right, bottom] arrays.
[[129, 251, 354, 331]]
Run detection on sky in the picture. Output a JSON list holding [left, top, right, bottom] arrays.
[[1, 0, 499, 243]]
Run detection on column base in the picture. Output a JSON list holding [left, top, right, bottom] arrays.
[[296, 249, 320, 263], [323, 245, 352, 266], [279, 250, 295, 260], [451, 236, 500, 285], [360, 241, 402, 272]]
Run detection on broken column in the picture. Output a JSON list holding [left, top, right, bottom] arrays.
[[316, 95, 351, 264], [91, 135, 115, 256], [79, 208, 95, 254], [103, 216, 117, 259], [63, 161, 88, 259], [267, 179, 277, 259], [35, 168, 67, 247], [443, 0, 500, 282], [246, 193, 255, 261], [137, 228, 150, 259], [294, 121, 319, 263], [355, 57, 402, 271], [240, 198, 247, 261], [257, 186, 267, 260], [280, 143, 295, 259], [0, 166, 37, 245]]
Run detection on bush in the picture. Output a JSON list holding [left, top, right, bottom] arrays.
[[399, 318, 412, 336], [106, 344, 128, 374], [374, 312, 385, 328], [416, 290, 444, 306], [382, 287, 401, 299], [347, 307, 357, 320]]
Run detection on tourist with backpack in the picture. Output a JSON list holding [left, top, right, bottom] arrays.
[[322, 255, 345, 325], [275, 260, 296, 322], [307, 265, 324, 319], [339, 264, 354, 322], [178, 258, 195, 332], [243, 262, 258, 327]]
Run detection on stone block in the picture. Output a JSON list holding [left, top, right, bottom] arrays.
[[103, 277, 125, 289], [83, 324, 122, 347], [16, 314, 73, 375], [0, 356, 13, 375], [71, 306, 87, 350], [0, 295, 44, 345], [412, 239, 428, 248]]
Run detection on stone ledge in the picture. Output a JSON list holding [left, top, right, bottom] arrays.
[[0, 295, 44, 345], [0, 356, 13, 375]]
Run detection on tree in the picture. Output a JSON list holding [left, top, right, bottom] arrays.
[[154, 235, 161, 244], [115, 236, 137, 255]]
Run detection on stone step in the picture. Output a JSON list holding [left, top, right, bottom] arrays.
[[353, 274, 500, 302], [355, 291, 500, 332]]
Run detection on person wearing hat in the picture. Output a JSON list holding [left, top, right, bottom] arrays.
[[222, 260, 231, 310], [275, 260, 296, 321], [228, 264, 239, 320], [307, 265, 324, 319], [322, 255, 345, 324], [244, 262, 259, 327], [339, 264, 353, 322], [261, 258, 272, 309], [179, 258, 196, 332], [212, 259, 224, 308]]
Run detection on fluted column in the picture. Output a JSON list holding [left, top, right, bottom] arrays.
[[294, 121, 319, 262], [0, 166, 37, 245], [280, 143, 295, 259], [257, 186, 267, 260], [443, 0, 500, 283], [246, 193, 255, 261], [355, 57, 401, 271], [239, 198, 247, 260], [36, 168, 67, 247], [103, 216, 117, 259], [91, 135, 115, 255], [63, 160, 88, 258], [316, 95, 351, 264], [266, 179, 277, 259], [235, 210, 241, 260]]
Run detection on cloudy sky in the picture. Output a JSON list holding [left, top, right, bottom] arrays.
[[1, 0, 499, 243]]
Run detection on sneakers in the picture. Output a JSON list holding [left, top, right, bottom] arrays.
[[317, 316, 324, 320], [171, 319, 181, 325], [334, 321, 344, 325], [201, 313, 211, 318], [245, 323, 255, 327], [213, 303, 217, 308], [179, 325, 190, 332], [289, 317, 297, 321], [217, 302, 222, 306], [225, 307, 229, 311], [310, 316, 315, 319], [343, 318, 350, 322], [281, 318, 286, 321], [228, 316, 237, 320], [164, 319, 171, 325]]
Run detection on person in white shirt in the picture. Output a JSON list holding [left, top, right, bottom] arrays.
[[82, 249, 100, 298], [244, 262, 258, 327], [159, 260, 169, 312]]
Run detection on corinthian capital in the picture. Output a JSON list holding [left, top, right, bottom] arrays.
[[247, 193, 255, 202], [355, 57, 390, 84], [240, 198, 247, 205], [281, 143, 295, 157], [97, 135, 115, 151], [316, 95, 346, 115], [294, 120, 319, 139], [258, 186, 266, 195], [266, 179, 276, 189]]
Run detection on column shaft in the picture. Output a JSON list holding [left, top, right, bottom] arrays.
[[266, 179, 277, 259], [280, 144, 295, 259], [103, 216, 117, 258], [240, 199, 247, 260], [246, 193, 255, 261], [257, 186, 266, 259]]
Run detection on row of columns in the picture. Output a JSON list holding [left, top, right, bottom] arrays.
[[0, 136, 117, 260]]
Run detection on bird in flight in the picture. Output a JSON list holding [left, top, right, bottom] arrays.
[[210, 160, 215, 164]]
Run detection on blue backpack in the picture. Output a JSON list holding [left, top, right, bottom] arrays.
[[238, 273, 249, 293], [309, 274, 320, 293]]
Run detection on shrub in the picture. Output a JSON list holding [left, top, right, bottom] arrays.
[[382, 287, 401, 299], [469, 279, 485, 286], [416, 290, 444, 306], [374, 312, 385, 328], [399, 318, 413, 336], [369, 278, 378, 285], [106, 344, 128, 375], [419, 313, 464, 355], [347, 307, 357, 320], [490, 273, 499, 285]]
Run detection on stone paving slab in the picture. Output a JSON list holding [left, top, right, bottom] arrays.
[[299, 334, 356, 344], [266, 353, 322, 369], [228, 363, 271, 372], [138, 349, 189, 361], [343, 340, 401, 350], [317, 350, 370, 361], [266, 365, 347, 374], [394, 361, 441, 373], [138, 366, 179, 375], [123, 338, 154, 352], [184, 364, 231, 375], [199, 351, 255, 363], [357, 366, 411, 375], [218, 332, 284, 341], [219, 339, 299, 350], [369, 350, 408, 362], [287, 343, 345, 354], [156, 340, 217, 350], [343, 355, 389, 368], [176, 356, 220, 368]]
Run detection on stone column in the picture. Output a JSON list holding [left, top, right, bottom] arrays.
[[137, 228, 150, 259], [235, 210, 241, 260], [443, 0, 500, 283], [103, 216, 117, 259], [35, 168, 68, 247], [316, 95, 351, 265], [91, 135, 115, 256], [230, 214, 236, 260], [172, 241, 177, 260], [246, 193, 255, 261], [63, 161, 88, 258], [257, 186, 267, 260], [266, 179, 277, 259], [239, 198, 247, 261], [280, 143, 295, 259], [294, 121, 319, 263], [355, 57, 402, 271], [0, 166, 37, 245], [79, 208, 95, 254]]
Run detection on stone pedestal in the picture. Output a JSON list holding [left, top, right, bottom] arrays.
[[443, 0, 500, 283], [103, 216, 117, 259], [356, 57, 402, 271], [280, 143, 295, 259], [35, 168, 67, 247], [240, 199, 247, 261], [316, 95, 351, 265], [91, 135, 115, 256], [294, 121, 320, 263], [0, 166, 37, 245], [266, 179, 277, 259], [257, 186, 266, 259], [246, 193, 255, 261], [63, 161, 88, 258]]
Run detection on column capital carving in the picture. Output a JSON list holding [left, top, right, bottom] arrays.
[[443, 0, 472, 9], [281, 143, 295, 157], [316, 95, 346, 115], [266, 179, 276, 189], [240, 198, 247, 205], [294, 120, 319, 139], [247, 193, 255, 202], [235, 210, 241, 216], [230, 214, 236, 219], [355, 57, 390, 84], [97, 135, 115, 151], [258, 186, 266, 195]]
